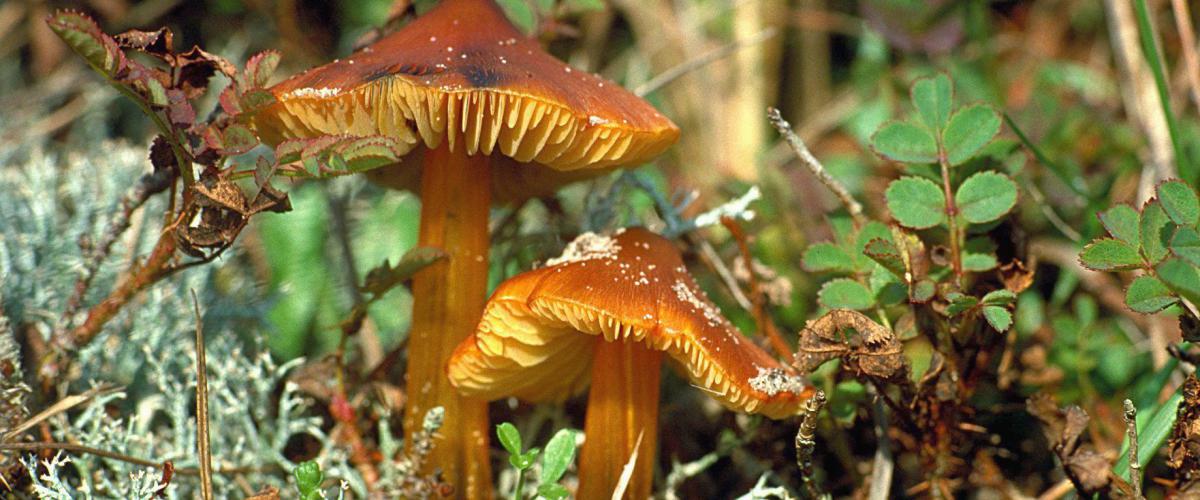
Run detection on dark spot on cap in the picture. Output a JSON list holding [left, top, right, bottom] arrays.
[[460, 65, 502, 87]]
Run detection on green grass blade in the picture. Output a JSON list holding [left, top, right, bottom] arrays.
[[1113, 386, 1183, 482], [1003, 113, 1089, 197]]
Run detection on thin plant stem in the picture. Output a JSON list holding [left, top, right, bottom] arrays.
[[1123, 399, 1143, 499], [938, 157, 964, 286], [766, 107, 867, 227], [192, 290, 214, 500], [511, 468, 526, 500]]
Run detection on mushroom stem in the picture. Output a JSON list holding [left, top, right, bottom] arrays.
[[578, 339, 663, 499], [406, 142, 493, 499]]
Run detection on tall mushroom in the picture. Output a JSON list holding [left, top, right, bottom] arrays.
[[252, 0, 678, 496], [448, 228, 812, 499]]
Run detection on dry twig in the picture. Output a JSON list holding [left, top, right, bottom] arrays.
[[766, 108, 866, 226], [192, 291, 213, 500], [1123, 399, 1143, 499]]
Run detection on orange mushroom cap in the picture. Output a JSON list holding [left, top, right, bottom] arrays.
[[447, 228, 812, 418], [252, 0, 679, 200]]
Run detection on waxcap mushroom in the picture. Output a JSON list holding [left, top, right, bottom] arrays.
[[448, 227, 812, 418], [252, 0, 679, 199]]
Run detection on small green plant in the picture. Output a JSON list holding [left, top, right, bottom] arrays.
[[1080, 179, 1200, 319], [495, 423, 579, 500], [294, 461, 324, 500]]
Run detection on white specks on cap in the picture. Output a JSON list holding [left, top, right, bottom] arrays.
[[748, 367, 807, 397], [588, 115, 609, 127], [288, 87, 342, 99]]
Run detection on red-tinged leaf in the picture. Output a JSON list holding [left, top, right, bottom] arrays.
[[218, 86, 242, 115], [221, 124, 259, 156], [239, 89, 276, 114], [114, 27, 173, 57], [46, 10, 125, 75], [166, 89, 195, 126], [244, 50, 281, 88]]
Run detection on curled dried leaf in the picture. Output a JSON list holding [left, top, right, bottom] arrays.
[[793, 309, 908, 381], [1169, 375, 1200, 481]]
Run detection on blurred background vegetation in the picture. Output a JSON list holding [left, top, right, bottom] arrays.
[[4, 0, 1200, 497]]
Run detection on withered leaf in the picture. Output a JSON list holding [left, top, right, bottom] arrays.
[[1169, 375, 1200, 480], [793, 309, 908, 380], [149, 135, 178, 175], [176, 45, 236, 97], [114, 28, 173, 57], [1000, 258, 1035, 293]]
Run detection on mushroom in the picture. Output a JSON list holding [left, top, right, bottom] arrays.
[[251, 0, 678, 495], [447, 228, 812, 498]]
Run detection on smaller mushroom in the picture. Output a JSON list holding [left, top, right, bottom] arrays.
[[448, 228, 812, 498]]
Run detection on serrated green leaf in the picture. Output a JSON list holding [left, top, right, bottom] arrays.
[[496, 422, 522, 456], [872, 121, 938, 164], [864, 238, 905, 279], [46, 11, 123, 74], [801, 242, 855, 273], [1141, 200, 1173, 263], [854, 222, 894, 271], [885, 176, 946, 229], [1100, 204, 1141, 247], [1156, 257, 1200, 303], [911, 73, 953, 132], [1125, 275, 1178, 313], [869, 265, 907, 306], [221, 123, 258, 155], [943, 104, 1002, 166], [1159, 180, 1200, 227], [982, 289, 1017, 305], [1172, 226, 1200, 267], [982, 305, 1013, 331], [956, 171, 1018, 224], [818, 278, 875, 310], [540, 429, 577, 485], [1079, 238, 1143, 271], [945, 293, 979, 316]]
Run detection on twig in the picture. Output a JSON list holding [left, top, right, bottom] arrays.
[[766, 108, 866, 226], [191, 291, 213, 500], [2, 385, 118, 442], [690, 235, 754, 311], [1172, 0, 1200, 112], [721, 216, 794, 359], [795, 390, 826, 499], [56, 167, 176, 337], [868, 396, 894, 500], [1123, 399, 1143, 499], [634, 28, 777, 97]]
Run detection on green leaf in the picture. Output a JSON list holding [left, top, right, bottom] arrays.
[[293, 461, 324, 500], [981, 289, 1017, 305], [540, 429, 578, 485], [885, 176, 946, 229], [864, 238, 906, 279], [1156, 258, 1200, 303], [1125, 275, 1178, 313], [511, 449, 539, 470], [537, 483, 571, 500], [854, 222, 894, 271], [496, 422, 523, 456], [360, 247, 447, 296], [497, 0, 537, 35], [1079, 238, 1143, 271], [982, 306, 1013, 331], [872, 121, 938, 164], [955, 171, 1018, 224], [1158, 180, 1200, 227], [943, 104, 1002, 166], [818, 279, 875, 310], [1140, 200, 1173, 263], [962, 251, 998, 271], [869, 265, 907, 306], [1114, 387, 1184, 483], [910, 279, 936, 303], [802, 242, 855, 273], [46, 11, 123, 74], [1172, 226, 1200, 267], [911, 73, 953, 132], [945, 293, 979, 316], [1099, 204, 1141, 247]]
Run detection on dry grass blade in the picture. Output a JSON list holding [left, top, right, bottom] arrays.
[[2, 384, 117, 442], [611, 432, 644, 500], [192, 290, 213, 500], [633, 28, 777, 97]]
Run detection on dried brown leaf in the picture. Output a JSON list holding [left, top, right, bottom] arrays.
[[793, 309, 908, 380], [1170, 375, 1200, 480]]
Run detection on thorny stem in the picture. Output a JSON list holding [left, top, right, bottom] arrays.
[[766, 107, 866, 227], [938, 157, 964, 285], [1123, 399, 1143, 499], [56, 168, 176, 337]]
